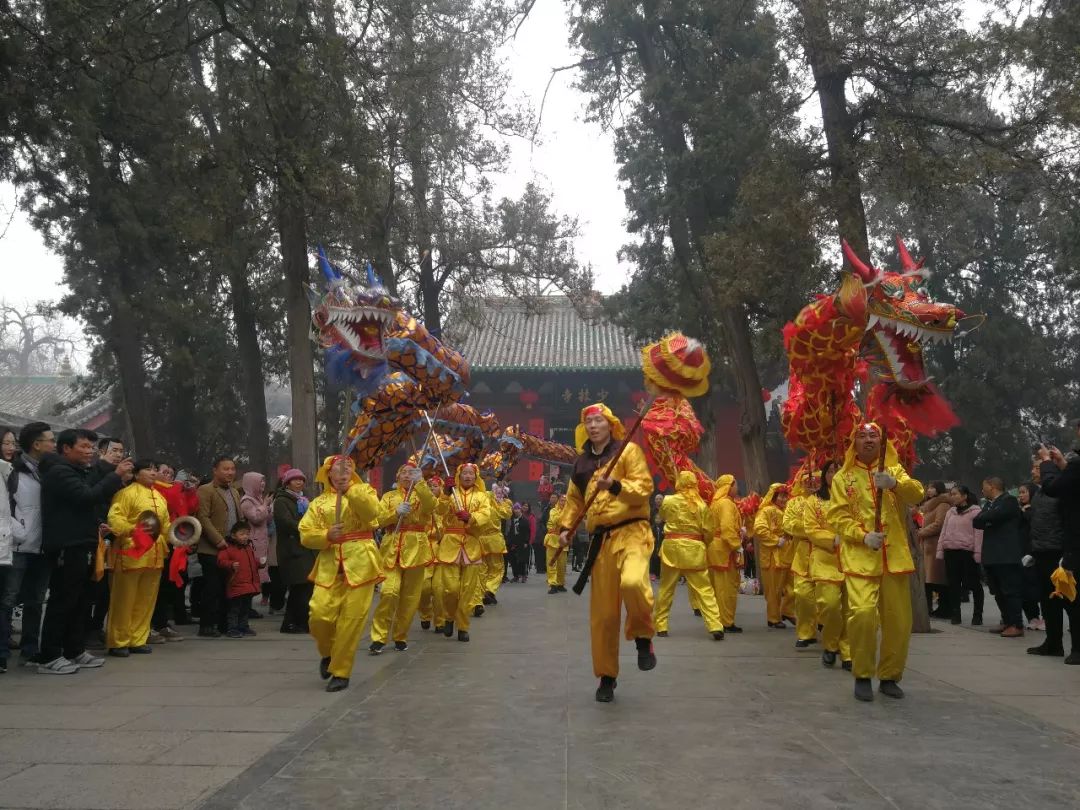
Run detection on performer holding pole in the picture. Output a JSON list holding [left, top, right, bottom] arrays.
[[828, 423, 923, 702], [560, 332, 711, 703]]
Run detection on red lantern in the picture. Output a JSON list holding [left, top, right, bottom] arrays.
[[519, 390, 539, 410], [761, 387, 771, 402]]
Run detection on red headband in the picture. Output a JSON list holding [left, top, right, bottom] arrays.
[[583, 405, 605, 418]]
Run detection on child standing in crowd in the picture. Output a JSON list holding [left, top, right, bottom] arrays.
[[216, 520, 263, 638]]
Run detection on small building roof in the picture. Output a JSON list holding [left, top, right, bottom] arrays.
[[455, 295, 640, 372], [0, 375, 110, 430]]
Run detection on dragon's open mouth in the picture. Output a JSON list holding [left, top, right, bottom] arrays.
[[867, 313, 954, 390], [324, 306, 393, 359]]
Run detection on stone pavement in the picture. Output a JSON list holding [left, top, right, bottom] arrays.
[[1, 579, 1079, 810]]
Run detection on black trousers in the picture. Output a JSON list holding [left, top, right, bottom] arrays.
[[261, 566, 286, 610], [1034, 551, 1080, 651], [283, 582, 313, 630], [509, 546, 529, 579], [985, 562, 1024, 629], [39, 543, 97, 662], [533, 544, 546, 574], [152, 550, 188, 630], [943, 549, 984, 620], [226, 594, 253, 633], [197, 552, 228, 632]]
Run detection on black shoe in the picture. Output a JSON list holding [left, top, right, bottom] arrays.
[[693, 609, 702, 617], [595, 675, 617, 703], [635, 637, 656, 671], [487, 592, 498, 605], [108, 647, 130, 658], [724, 625, 743, 633], [369, 641, 385, 656], [929, 608, 951, 619], [326, 676, 349, 692], [473, 605, 484, 618], [482, 593, 493, 605], [556, 586, 567, 592], [854, 678, 874, 702], [971, 614, 983, 626], [457, 630, 470, 642], [951, 616, 962, 625], [394, 641, 408, 652], [247, 608, 262, 619], [197, 627, 221, 638], [1065, 651, 1080, 665], [656, 630, 669, 637], [129, 644, 153, 654], [279, 623, 306, 634], [822, 650, 837, 668], [795, 639, 813, 649], [433, 625, 444, 634], [421, 621, 431, 630], [879, 680, 905, 699], [1027, 643, 1065, 656], [319, 656, 331, 680], [548, 586, 558, 594], [0, 658, 6, 674], [444, 621, 454, 638], [841, 660, 852, 672], [768, 621, 787, 629], [712, 631, 725, 641], [782, 615, 797, 625]]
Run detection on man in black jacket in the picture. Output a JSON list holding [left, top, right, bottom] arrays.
[[505, 503, 532, 584], [37, 429, 130, 674], [1040, 419, 1080, 664], [973, 477, 1025, 638]]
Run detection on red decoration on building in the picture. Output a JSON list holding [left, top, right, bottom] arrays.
[[761, 387, 772, 402], [519, 389, 539, 410], [630, 390, 647, 407]]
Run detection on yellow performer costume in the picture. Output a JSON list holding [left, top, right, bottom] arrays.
[[784, 474, 819, 645], [418, 486, 443, 630], [545, 496, 567, 590], [434, 463, 490, 641], [828, 423, 923, 701], [560, 403, 655, 696], [478, 488, 512, 605], [708, 475, 743, 631], [106, 479, 171, 651], [754, 484, 790, 627], [803, 476, 851, 667], [369, 465, 436, 652], [654, 471, 724, 637], [300, 456, 383, 690]]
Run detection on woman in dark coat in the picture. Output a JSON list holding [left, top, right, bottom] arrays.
[[273, 468, 316, 633]]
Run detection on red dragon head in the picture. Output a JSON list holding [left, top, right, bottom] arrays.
[[840, 236, 966, 392]]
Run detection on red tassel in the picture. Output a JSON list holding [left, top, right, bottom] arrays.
[[123, 525, 155, 559], [168, 548, 188, 588]]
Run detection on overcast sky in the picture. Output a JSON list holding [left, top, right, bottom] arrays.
[[0, 1, 629, 318]]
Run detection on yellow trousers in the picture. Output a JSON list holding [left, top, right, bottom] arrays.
[[589, 525, 654, 678], [711, 567, 740, 627], [793, 572, 817, 641], [780, 568, 795, 618], [370, 565, 426, 644], [815, 580, 850, 661], [106, 568, 161, 649], [484, 554, 505, 596], [309, 576, 376, 679], [434, 563, 482, 632], [418, 566, 435, 624], [845, 573, 911, 680], [547, 548, 566, 587], [654, 564, 722, 633], [760, 567, 784, 624]]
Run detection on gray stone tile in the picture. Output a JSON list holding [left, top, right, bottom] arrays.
[[94, 685, 277, 707], [0, 705, 152, 730], [251, 688, 352, 708], [0, 764, 241, 809], [152, 731, 288, 766], [119, 706, 315, 733], [0, 729, 188, 764], [0, 685, 122, 706], [0, 762, 32, 780]]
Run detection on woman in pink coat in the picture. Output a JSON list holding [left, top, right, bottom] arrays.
[[240, 472, 273, 591], [936, 484, 985, 626]]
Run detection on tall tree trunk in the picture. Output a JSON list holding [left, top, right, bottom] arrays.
[[795, 0, 870, 262], [228, 246, 270, 474], [105, 287, 155, 455]]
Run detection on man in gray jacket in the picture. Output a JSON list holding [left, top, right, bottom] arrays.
[[1, 422, 56, 664]]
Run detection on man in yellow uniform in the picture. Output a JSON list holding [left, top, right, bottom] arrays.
[[300, 456, 383, 692], [828, 423, 924, 702], [369, 463, 436, 654], [804, 460, 851, 669], [753, 484, 790, 628], [434, 463, 490, 642], [559, 403, 655, 703], [478, 483, 512, 610], [418, 476, 443, 632], [784, 469, 819, 648], [545, 494, 567, 593], [708, 475, 743, 633], [653, 471, 725, 640]]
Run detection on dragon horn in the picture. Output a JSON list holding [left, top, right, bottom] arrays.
[[894, 234, 925, 271], [365, 261, 377, 287], [317, 246, 340, 283], [841, 239, 878, 284]]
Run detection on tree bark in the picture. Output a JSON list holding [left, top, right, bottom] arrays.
[[228, 247, 271, 474], [795, 0, 870, 262]]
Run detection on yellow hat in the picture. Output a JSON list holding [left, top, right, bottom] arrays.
[[641, 333, 711, 398], [575, 403, 626, 453], [315, 455, 361, 492], [840, 421, 900, 474], [714, 474, 735, 501]]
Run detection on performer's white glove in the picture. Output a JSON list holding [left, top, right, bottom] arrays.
[[396, 502, 412, 516], [863, 531, 885, 550], [873, 472, 897, 491], [1021, 554, 1034, 568], [406, 467, 423, 484], [777, 537, 787, 548]]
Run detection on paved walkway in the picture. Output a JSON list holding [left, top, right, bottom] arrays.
[[1, 579, 1078, 809]]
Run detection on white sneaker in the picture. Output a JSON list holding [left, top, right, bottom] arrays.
[[37, 656, 80, 675], [71, 651, 106, 669]]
